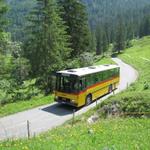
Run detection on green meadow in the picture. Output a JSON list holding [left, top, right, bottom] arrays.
[[0, 95, 53, 117], [1, 118, 150, 150]]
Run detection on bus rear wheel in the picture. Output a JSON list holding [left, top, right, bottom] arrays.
[[86, 94, 92, 106]]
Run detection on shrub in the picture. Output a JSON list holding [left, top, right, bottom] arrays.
[[100, 92, 150, 117], [79, 52, 94, 67]]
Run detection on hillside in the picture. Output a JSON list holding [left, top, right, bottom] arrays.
[[1, 36, 150, 149], [101, 36, 150, 115], [6, 0, 36, 41], [1, 118, 150, 149], [6, 0, 150, 41], [82, 0, 150, 25]]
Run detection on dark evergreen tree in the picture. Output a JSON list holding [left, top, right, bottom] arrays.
[[102, 30, 109, 55], [4, 0, 150, 44], [6, 0, 36, 41], [114, 18, 126, 53], [126, 23, 134, 40], [0, 0, 8, 55], [0, 0, 8, 34], [89, 30, 96, 52], [139, 15, 150, 37], [24, 0, 71, 92], [95, 24, 109, 56], [95, 25, 103, 55], [58, 0, 91, 56]]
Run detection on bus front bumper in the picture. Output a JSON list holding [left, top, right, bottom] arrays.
[[55, 97, 78, 107]]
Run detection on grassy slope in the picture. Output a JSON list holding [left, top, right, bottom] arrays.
[[1, 118, 150, 150], [101, 36, 150, 114], [0, 56, 114, 117], [94, 56, 115, 65], [1, 37, 150, 149], [119, 36, 150, 91], [0, 95, 54, 117]]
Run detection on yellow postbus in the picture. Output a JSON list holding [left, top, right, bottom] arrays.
[[55, 64, 120, 107]]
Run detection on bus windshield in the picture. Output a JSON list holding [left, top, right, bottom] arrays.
[[56, 74, 79, 93]]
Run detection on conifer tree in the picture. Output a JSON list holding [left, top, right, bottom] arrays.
[[95, 25, 103, 55], [58, 0, 90, 56], [143, 16, 150, 36], [89, 30, 96, 52], [0, 0, 8, 55], [95, 25, 109, 56], [102, 30, 109, 55], [24, 0, 71, 76], [114, 18, 126, 53], [0, 0, 8, 35], [139, 15, 150, 37]]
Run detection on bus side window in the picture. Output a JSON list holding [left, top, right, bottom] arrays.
[[90, 74, 94, 85], [107, 70, 110, 78], [86, 76, 89, 87], [94, 73, 99, 83], [86, 75, 92, 87], [100, 72, 104, 81], [79, 77, 86, 91], [97, 72, 101, 82], [112, 69, 115, 76], [114, 68, 116, 75], [117, 68, 119, 75], [101, 72, 103, 81], [114, 68, 119, 76], [110, 70, 113, 77], [103, 71, 107, 80]]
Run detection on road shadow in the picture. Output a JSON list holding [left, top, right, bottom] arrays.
[[111, 51, 124, 58], [41, 90, 117, 117], [41, 103, 81, 116]]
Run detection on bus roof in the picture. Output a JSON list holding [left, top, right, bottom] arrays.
[[57, 64, 119, 77]]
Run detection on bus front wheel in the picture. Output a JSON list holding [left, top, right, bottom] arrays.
[[86, 94, 92, 106]]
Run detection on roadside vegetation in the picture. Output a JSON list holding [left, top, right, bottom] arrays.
[[1, 36, 150, 149], [0, 95, 53, 117], [100, 36, 150, 116], [1, 118, 150, 150]]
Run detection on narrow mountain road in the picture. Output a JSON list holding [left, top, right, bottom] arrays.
[[0, 58, 138, 141]]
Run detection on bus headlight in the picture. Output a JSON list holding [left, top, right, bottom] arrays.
[[71, 100, 76, 103]]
